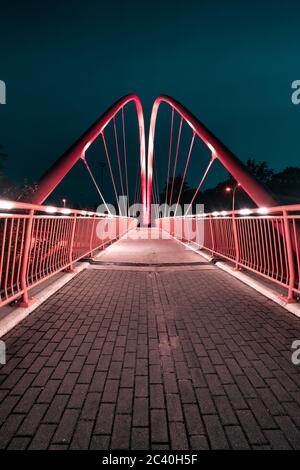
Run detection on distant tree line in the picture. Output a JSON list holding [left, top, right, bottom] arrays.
[[0, 144, 38, 201], [159, 159, 300, 213]]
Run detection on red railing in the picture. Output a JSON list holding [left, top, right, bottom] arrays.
[[156, 204, 300, 302], [0, 200, 137, 308]]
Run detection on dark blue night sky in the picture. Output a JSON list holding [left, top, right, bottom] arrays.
[[1, 0, 300, 206]]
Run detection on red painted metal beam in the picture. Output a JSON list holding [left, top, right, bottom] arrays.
[[147, 95, 277, 225], [32, 94, 147, 224]]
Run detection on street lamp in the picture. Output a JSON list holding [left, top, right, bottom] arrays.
[[225, 183, 241, 212], [62, 198, 67, 208]]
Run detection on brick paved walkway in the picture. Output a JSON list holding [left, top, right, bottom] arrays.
[[0, 233, 300, 449]]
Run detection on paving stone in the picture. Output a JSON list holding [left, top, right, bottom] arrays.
[[28, 423, 56, 450], [94, 403, 115, 434], [169, 422, 189, 450], [131, 427, 149, 450], [166, 394, 183, 422], [183, 404, 204, 435], [70, 420, 93, 450], [80, 392, 102, 420], [226, 425, 250, 450], [151, 409, 168, 443], [204, 415, 230, 450], [111, 415, 131, 449], [0, 414, 24, 449], [52, 409, 79, 444], [133, 397, 149, 427]]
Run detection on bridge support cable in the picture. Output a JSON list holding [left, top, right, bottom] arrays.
[[168, 116, 183, 208], [101, 131, 121, 214], [184, 154, 216, 215], [133, 160, 141, 207], [174, 132, 196, 216], [151, 170, 159, 220], [121, 107, 130, 211], [152, 150, 161, 220], [32, 94, 147, 223], [81, 157, 111, 214], [147, 96, 277, 226], [164, 107, 175, 217], [113, 115, 125, 199]]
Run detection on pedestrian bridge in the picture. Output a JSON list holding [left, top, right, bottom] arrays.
[[0, 95, 299, 450]]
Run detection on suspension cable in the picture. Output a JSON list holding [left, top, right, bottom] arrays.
[[174, 132, 195, 216], [101, 131, 120, 213], [81, 157, 111, 214], [164, 107, 175, 217], [121, 107, 130, 210], [113, 115, 125, 198], [184, 154, 216, 216], [133, 161, 140, 206], [152, 150, 160, 220], [169, 116, 183, 208]]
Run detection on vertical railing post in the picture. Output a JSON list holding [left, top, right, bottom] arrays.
[[209, 215, 215, 256], [232, 213, 240, 270], [283, 210, 295, 302], [20, 209, 35, 307], [67, 215, 77, 271], [89, 216, 96, 256]]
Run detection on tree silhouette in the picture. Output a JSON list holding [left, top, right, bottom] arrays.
[[246, 158, 274, 185], [160, 174, 190, 205]]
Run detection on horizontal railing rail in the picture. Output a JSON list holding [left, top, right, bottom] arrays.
[[0, 199, 137, 308], [156, 204, 300, 302]]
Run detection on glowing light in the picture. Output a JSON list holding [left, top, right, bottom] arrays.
[[225, 187, 232, 192], [45, 206, 56, 214], [207, 143, 216, 154], [81, 210, 87, 215], [221, 211, 227, 216], [258, 207, 269, 215], [212, 211, 219, 217], [239, 208, 251, 216], [83, 142, 91, 153], [61, 208, 71, 215], [0, 200, 14, 210], [88, 211, 94, 216]]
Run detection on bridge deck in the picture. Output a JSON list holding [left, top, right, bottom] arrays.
[[0, 229, 300, 450]]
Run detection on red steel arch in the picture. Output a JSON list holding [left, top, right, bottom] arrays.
[[32, 94, 147, 223], [146, 95, 277, 225]]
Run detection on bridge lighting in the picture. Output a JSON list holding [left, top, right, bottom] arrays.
[[62, 198, 67, 207], [221, 211, 227, 216], [81, 210, 87, 215], [239, 208, 251, 215], [258, 207, 269, 215], [225, 187, 232, 192], [207, 143, 216, 155], [0, 200, 14, 210], [45, 206, 56, 214], [83, 142, 91, 153], [88, 211, 94, 216], [61, 208, 71, 215], [212, 211, 219, 217]]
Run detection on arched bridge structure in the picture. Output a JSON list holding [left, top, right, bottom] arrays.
[[0, 95, 299, 451]]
